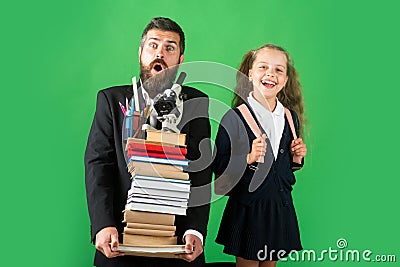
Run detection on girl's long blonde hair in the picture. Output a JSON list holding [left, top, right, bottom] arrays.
[[232, 44, 305, 135]]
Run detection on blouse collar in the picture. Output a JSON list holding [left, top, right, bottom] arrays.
[[247, 92, 284, 118]]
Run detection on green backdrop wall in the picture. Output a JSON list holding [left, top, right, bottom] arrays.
[[2, 0, 400, 266]]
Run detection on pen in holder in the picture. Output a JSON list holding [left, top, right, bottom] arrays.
[[124, 111, 145, 141]]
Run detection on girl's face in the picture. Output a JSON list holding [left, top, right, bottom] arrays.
[[249, 48, 288, 103]]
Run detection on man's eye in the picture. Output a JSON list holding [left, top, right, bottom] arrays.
[[149, 43, 157, 49], [166, 46, 175, 52]]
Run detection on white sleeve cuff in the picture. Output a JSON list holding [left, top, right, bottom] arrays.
[[183, 229, 204, 246]]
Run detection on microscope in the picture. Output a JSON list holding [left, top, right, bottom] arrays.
[[152, 72, 186, 133]]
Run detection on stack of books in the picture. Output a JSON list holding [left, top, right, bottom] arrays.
[[119, 130, 190, 257]]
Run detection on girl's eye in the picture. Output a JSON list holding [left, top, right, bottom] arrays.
[[259, 66, 266, 69], [277, 68, 284, 73]]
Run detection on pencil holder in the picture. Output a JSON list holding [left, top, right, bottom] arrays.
[[123, 112, 146, 141]]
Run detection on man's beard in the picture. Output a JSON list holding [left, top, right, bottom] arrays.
[[140, 58, 179, 99]]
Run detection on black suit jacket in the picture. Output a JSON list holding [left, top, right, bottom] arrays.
[[84, 84, 212, 267]]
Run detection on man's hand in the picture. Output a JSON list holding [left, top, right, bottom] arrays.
[[177, 234, 203, 262], [95, 227, 124, 258]]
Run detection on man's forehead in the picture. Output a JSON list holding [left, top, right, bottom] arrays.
[[145, 29, 180, 43]]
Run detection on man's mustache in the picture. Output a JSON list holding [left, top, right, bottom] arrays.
[[147, 58, 168, 71]]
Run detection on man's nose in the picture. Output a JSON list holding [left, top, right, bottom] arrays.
[[156, 46, 164, 59]]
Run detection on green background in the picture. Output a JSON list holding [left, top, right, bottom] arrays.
[[2, 0, 399, 266]]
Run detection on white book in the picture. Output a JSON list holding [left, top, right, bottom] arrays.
[[128, 187, 190, 199], [125, 202, 187, 216], [118, 244, 186, 254], [132, 179, 190, 192], [129, 192, 188, 202], [127, 196, 188, 208], [117, 244, 189, 258]]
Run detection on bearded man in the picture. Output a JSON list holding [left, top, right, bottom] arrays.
[[85, 17, 212, 267]]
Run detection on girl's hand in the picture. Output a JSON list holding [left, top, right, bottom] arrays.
[[291, 138, 307, 164], [247, 134, 267, 164]]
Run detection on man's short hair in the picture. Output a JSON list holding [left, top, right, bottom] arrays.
[[141, 17, 185, 56]]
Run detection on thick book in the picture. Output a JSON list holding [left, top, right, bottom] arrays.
[[132, 177, 191, 192], [122, 234, 177, 246], [123, 227, 175, 237], [118, 244, 187, 258], [128, 187, 190, 200], [127, 196, 188, 208], [128, 161, 189, 180], [134, 175, 190, 184], [126, 138, 179, 148], [125, 202, 187, 216], [129, 155, 189, 169], [146, 130, 186, 147], [123, 210, 175, 226], [126, 222, 176, 232], [126, 139, 187, 156], [128, 192, 188, 202], [129, 160, 184, 173]]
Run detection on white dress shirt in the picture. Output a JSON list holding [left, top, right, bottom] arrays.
[[247, 93, 285, 159]]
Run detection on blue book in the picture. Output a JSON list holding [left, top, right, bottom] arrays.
[[129, 155, 189, 168]]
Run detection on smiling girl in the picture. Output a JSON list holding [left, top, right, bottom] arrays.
[[213, 44, 307, 267]]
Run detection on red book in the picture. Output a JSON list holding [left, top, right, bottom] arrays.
[[127, 150, 186, 160], [127, 142, 187, 156]]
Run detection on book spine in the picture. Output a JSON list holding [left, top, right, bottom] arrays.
[[129, 160, 184, 172], [146, 130, 186, 147], [131, 166, 189, 180], [122, 234, 177, 246], [127, 150, 186, 160], [127, 196, 188, 208], [131, 179, 190, 192], [125, 202, 187, 216], [129, 192, 188, 202], [123, 210, 175, 225], [123, 227, 175, 237], [127, 143, 187, 156], [125, 222, 176, 231], [128, 187, 190, 199], [130, 156, 189, 167]]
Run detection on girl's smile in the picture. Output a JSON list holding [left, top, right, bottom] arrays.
[[261, 79, 277, 89]]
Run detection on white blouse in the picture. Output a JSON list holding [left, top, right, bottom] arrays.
[[247, 93, 285, 159]]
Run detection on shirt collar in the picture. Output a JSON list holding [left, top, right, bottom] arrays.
[[247, 92, 284, 117]]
